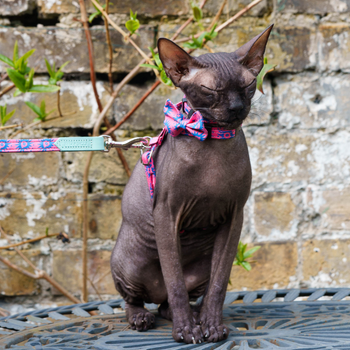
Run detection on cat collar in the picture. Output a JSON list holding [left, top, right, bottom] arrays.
[[142, 97, 239, 199]]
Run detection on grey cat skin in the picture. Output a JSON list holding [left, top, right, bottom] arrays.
[[110, 24, 274, 344]]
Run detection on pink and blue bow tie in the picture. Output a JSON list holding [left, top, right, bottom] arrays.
[[163, 99, 208, 141]]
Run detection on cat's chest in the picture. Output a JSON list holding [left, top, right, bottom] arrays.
[[155, 131, 251, 204]]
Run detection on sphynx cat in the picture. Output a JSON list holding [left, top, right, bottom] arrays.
[[110, 24, 274, 344]]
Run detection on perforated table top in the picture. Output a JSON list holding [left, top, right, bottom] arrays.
[[1, 288, 350, 350]]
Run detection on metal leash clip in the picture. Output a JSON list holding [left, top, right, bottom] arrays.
[[101, 135, 152, 152]]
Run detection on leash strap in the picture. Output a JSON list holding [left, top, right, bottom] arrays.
[[0, 137, 106, 153], [0, 136, 151, 154]]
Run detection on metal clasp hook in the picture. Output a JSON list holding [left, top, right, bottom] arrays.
[[101, 135, 152, 152]]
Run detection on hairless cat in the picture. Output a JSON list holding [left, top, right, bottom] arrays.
[[110, 24, 274, 344]]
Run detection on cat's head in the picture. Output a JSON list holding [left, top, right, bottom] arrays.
[[158, 25, 273, 129]]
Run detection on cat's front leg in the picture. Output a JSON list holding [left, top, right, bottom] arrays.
[[199, 211, 243, 342], [153, 204, 204, 344]]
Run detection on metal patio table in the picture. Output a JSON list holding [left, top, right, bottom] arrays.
[[1, 288, 350, 349]]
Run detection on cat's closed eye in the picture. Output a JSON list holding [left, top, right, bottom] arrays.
[[244, 80, 256, 99], [200, 84, 216, 92]]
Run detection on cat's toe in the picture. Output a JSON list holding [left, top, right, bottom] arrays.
[[129, 311, 155, 331], [173, 324, 203, 344], [202, 323, 229, 342]]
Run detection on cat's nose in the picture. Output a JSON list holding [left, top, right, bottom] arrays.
[[228, 101, 244, 114]]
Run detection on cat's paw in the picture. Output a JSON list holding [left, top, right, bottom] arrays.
[[126, 306, 155, 331], [173, 323, 203, 344], [200, 314, 229, 342]]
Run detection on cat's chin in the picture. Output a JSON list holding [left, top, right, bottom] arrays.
[[215, 120, 243, 129]]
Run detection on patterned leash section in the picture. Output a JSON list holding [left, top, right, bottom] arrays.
[[0, 137, 105, 153], [0, 136, 151, 153]]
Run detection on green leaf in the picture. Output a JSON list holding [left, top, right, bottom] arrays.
[[20, 49, 35, 63], [0, 106, 4, 119], [209, 23, 218, 36], [1, 109, 15, 126], [13, 41, 19, 66], [13, 88, 22, 97], [25, 101, 43, 118], [45, 227, 49, 236], [28, 85, 60, 93], [0, 54, 14, 68], [16, 49, 35, 75], [25, 68, 35, 90], [89, 11, 101, 23], [160, 70, 173, 87], [130, 9, 137, 20], [243, 246, 261, 260], [236, 241, 244, 262], [45, 58, 54, 78], [125, 19, 140, 35], [256, 59, 276, 94], [17, 58, 27, 75], [56, 72, 63, 81], [192, 3, 202, 22], [241, 261, 252, 271], [140, 63, 161, 70], [7, 68, 26, 92], [40, 100, 46, 115], [149, 48, 163, 69], [49, 77, 57, 85], [242, 243, 248, 254], [55, 61, 70, 76], [183, 41, 198, 49], [33, 116, 43, 122], [183, 35, 204, 49]]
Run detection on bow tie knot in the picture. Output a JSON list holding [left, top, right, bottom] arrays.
[[163, 99, 208, 141]]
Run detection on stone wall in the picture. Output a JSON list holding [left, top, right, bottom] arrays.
[[1, 0, 350, 313]]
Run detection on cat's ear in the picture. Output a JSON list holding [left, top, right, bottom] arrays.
[[233, 24, 274, 76], [157, 38, 200, 86]]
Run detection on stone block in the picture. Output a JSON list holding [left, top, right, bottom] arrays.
[[204, 0, 270, 17], [112, 82, 183, 131], [228, 241, 298, 290], [247, 81, 273, 125], [0, 26, 155, 74], [248, 127, 350, 188], [38, 0, 189, 16], [203, 23, 316, 72], [266, 26, 317, 72], [0, 250, 41, 296], [0, 81, 112, 129], [63, 146, 140, 185], [0, 0, 35, 15], [302, 239, 350, 287], [306, 187, 350, 231], [318, 23, 350, 72], [0, 192, 82, 238], [0, 192, 122, 239], [276, 0, 350, 14], [88, 194, 122, 240], [274, 74, 350, 130], [0, 152, 61, 189], [253, 192, 298, 241], [52, 249, 116, 295]]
